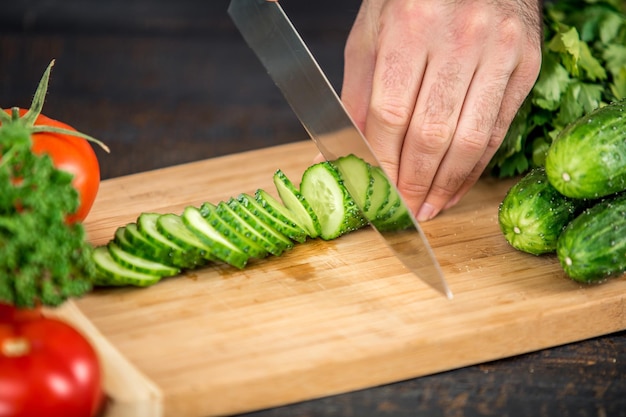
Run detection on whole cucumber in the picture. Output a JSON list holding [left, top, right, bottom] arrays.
[[545, 100, 626, 199], [557, 192, 626, 283], [498, 167, 588, 255]]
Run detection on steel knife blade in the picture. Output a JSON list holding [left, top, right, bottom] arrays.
[[228, 0, 453, 299]]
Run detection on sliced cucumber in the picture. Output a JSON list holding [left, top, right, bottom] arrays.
[[92, 246, 162, 287], [300, 161, 366, 240], [123, 223, 176, 265], [199, 202, 268, 259], [272, 169, 321, 238], [94, 154, 414, 289], [331, 154, 373, 213], [374, 202, 413, 231], [227, 198, 294, 253], [374, 186, 402, 223], [108, 241, 180, 277], [156, 213, 215, 263], [365, 165, 391, 219], [113, 226, 135, 252], [137, 213, 200, 269], [240, 191, 308, 243], [181, 205, 250, 269], [216, 201, 284, 256]]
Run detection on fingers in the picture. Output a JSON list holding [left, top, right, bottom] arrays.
[[413, 17, 542, 220], [444, 48, 542, 212], [340, 0, 543, 222], [361, 1, 429, 186], [363, 2, 541, 221]]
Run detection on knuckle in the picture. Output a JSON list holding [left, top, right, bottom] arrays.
[[369, 99, 413, 130], [458, 131, 489, 154], [416, 122, 455, 152]]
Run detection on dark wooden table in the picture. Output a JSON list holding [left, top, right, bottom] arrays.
[[1, 1, 624, 416]]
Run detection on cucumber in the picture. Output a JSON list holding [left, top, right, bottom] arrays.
[[199, 202, 268, 259], [156, 213, 215, 264], [498, 167, 589, 255], [300, 161, 366, 240], [272, 169, 322, 238], [249, 190, 308, 243], [557, 192, 626, 283], [331, 154, 373, 213], [107, 241, 180, 277], [137, 213, 201, 269], [216, 200, 285, 256], [92, 154, 416, 289], [365, 165, 391, 219], [123, 223, 179, 266], [366, 165, 412, 231], [92, 246, 162, 287], [113, 226, 135, 252], [545, 100, 626, 199], [373, 200, 413, 232], [181, 205, 250, 269], [374, 184, 402, 223], [226, 197, 294, 254]]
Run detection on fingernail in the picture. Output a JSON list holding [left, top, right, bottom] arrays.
[[417, 203, 437, 222]]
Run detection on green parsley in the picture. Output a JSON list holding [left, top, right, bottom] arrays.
[[490, 0, 626, 177], [0, 62, 97, 308]]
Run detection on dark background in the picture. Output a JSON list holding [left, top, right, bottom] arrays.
[[1, 1, 625, 416], [0, 0, 360, 179]]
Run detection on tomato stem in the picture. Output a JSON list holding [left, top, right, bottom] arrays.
[[4, 59, 111, 154], [31, 125, 111, 153]]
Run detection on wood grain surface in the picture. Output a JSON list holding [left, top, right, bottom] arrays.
[[52, 141, 626, 417]]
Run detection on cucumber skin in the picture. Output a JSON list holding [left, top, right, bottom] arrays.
[[498, 167, 589, 255], [557, 192, 626, 283], [545, 100, 626, 199]]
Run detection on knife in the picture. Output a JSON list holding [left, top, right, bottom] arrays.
[[228, 0, 453, 299]]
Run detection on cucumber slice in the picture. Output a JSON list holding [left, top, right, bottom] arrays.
[[92, 246, 162, 287], [300, 161, 366, 240], [181, 205, 250, 269], [331, 154, 373, 213], [199, 202, 268, 259], [227, 198, 294, 253], [137, 213, 201, 269], [272, 169, 321, 238], [216, 201, 284, 256], [240, 192, 308, 243], [113, 226, 134, 252], [374, 202, 414, 231], [374, 186, 402, 223], [108, 241, 180, 277], [123, 223, 176, 266], [365, 165, 391, 219], [156, 213, 215, 263]]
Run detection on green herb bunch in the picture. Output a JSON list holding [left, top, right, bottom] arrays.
[[0, 63, 96, 308], [490, 0, 626, 177]]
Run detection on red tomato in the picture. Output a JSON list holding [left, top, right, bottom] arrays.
[[2, 109, 101, 223], [0, 304, 103, 417]]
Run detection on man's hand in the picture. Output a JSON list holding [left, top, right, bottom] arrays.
[[342, 0, 543, 221]]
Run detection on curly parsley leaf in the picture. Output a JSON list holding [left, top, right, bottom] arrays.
[[0, 71, 96, 308]]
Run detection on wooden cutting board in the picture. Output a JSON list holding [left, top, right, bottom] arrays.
[[45, 141, 626, 417]]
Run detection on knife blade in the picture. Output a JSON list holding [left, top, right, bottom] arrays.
[[228, 0, 453, 299]]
